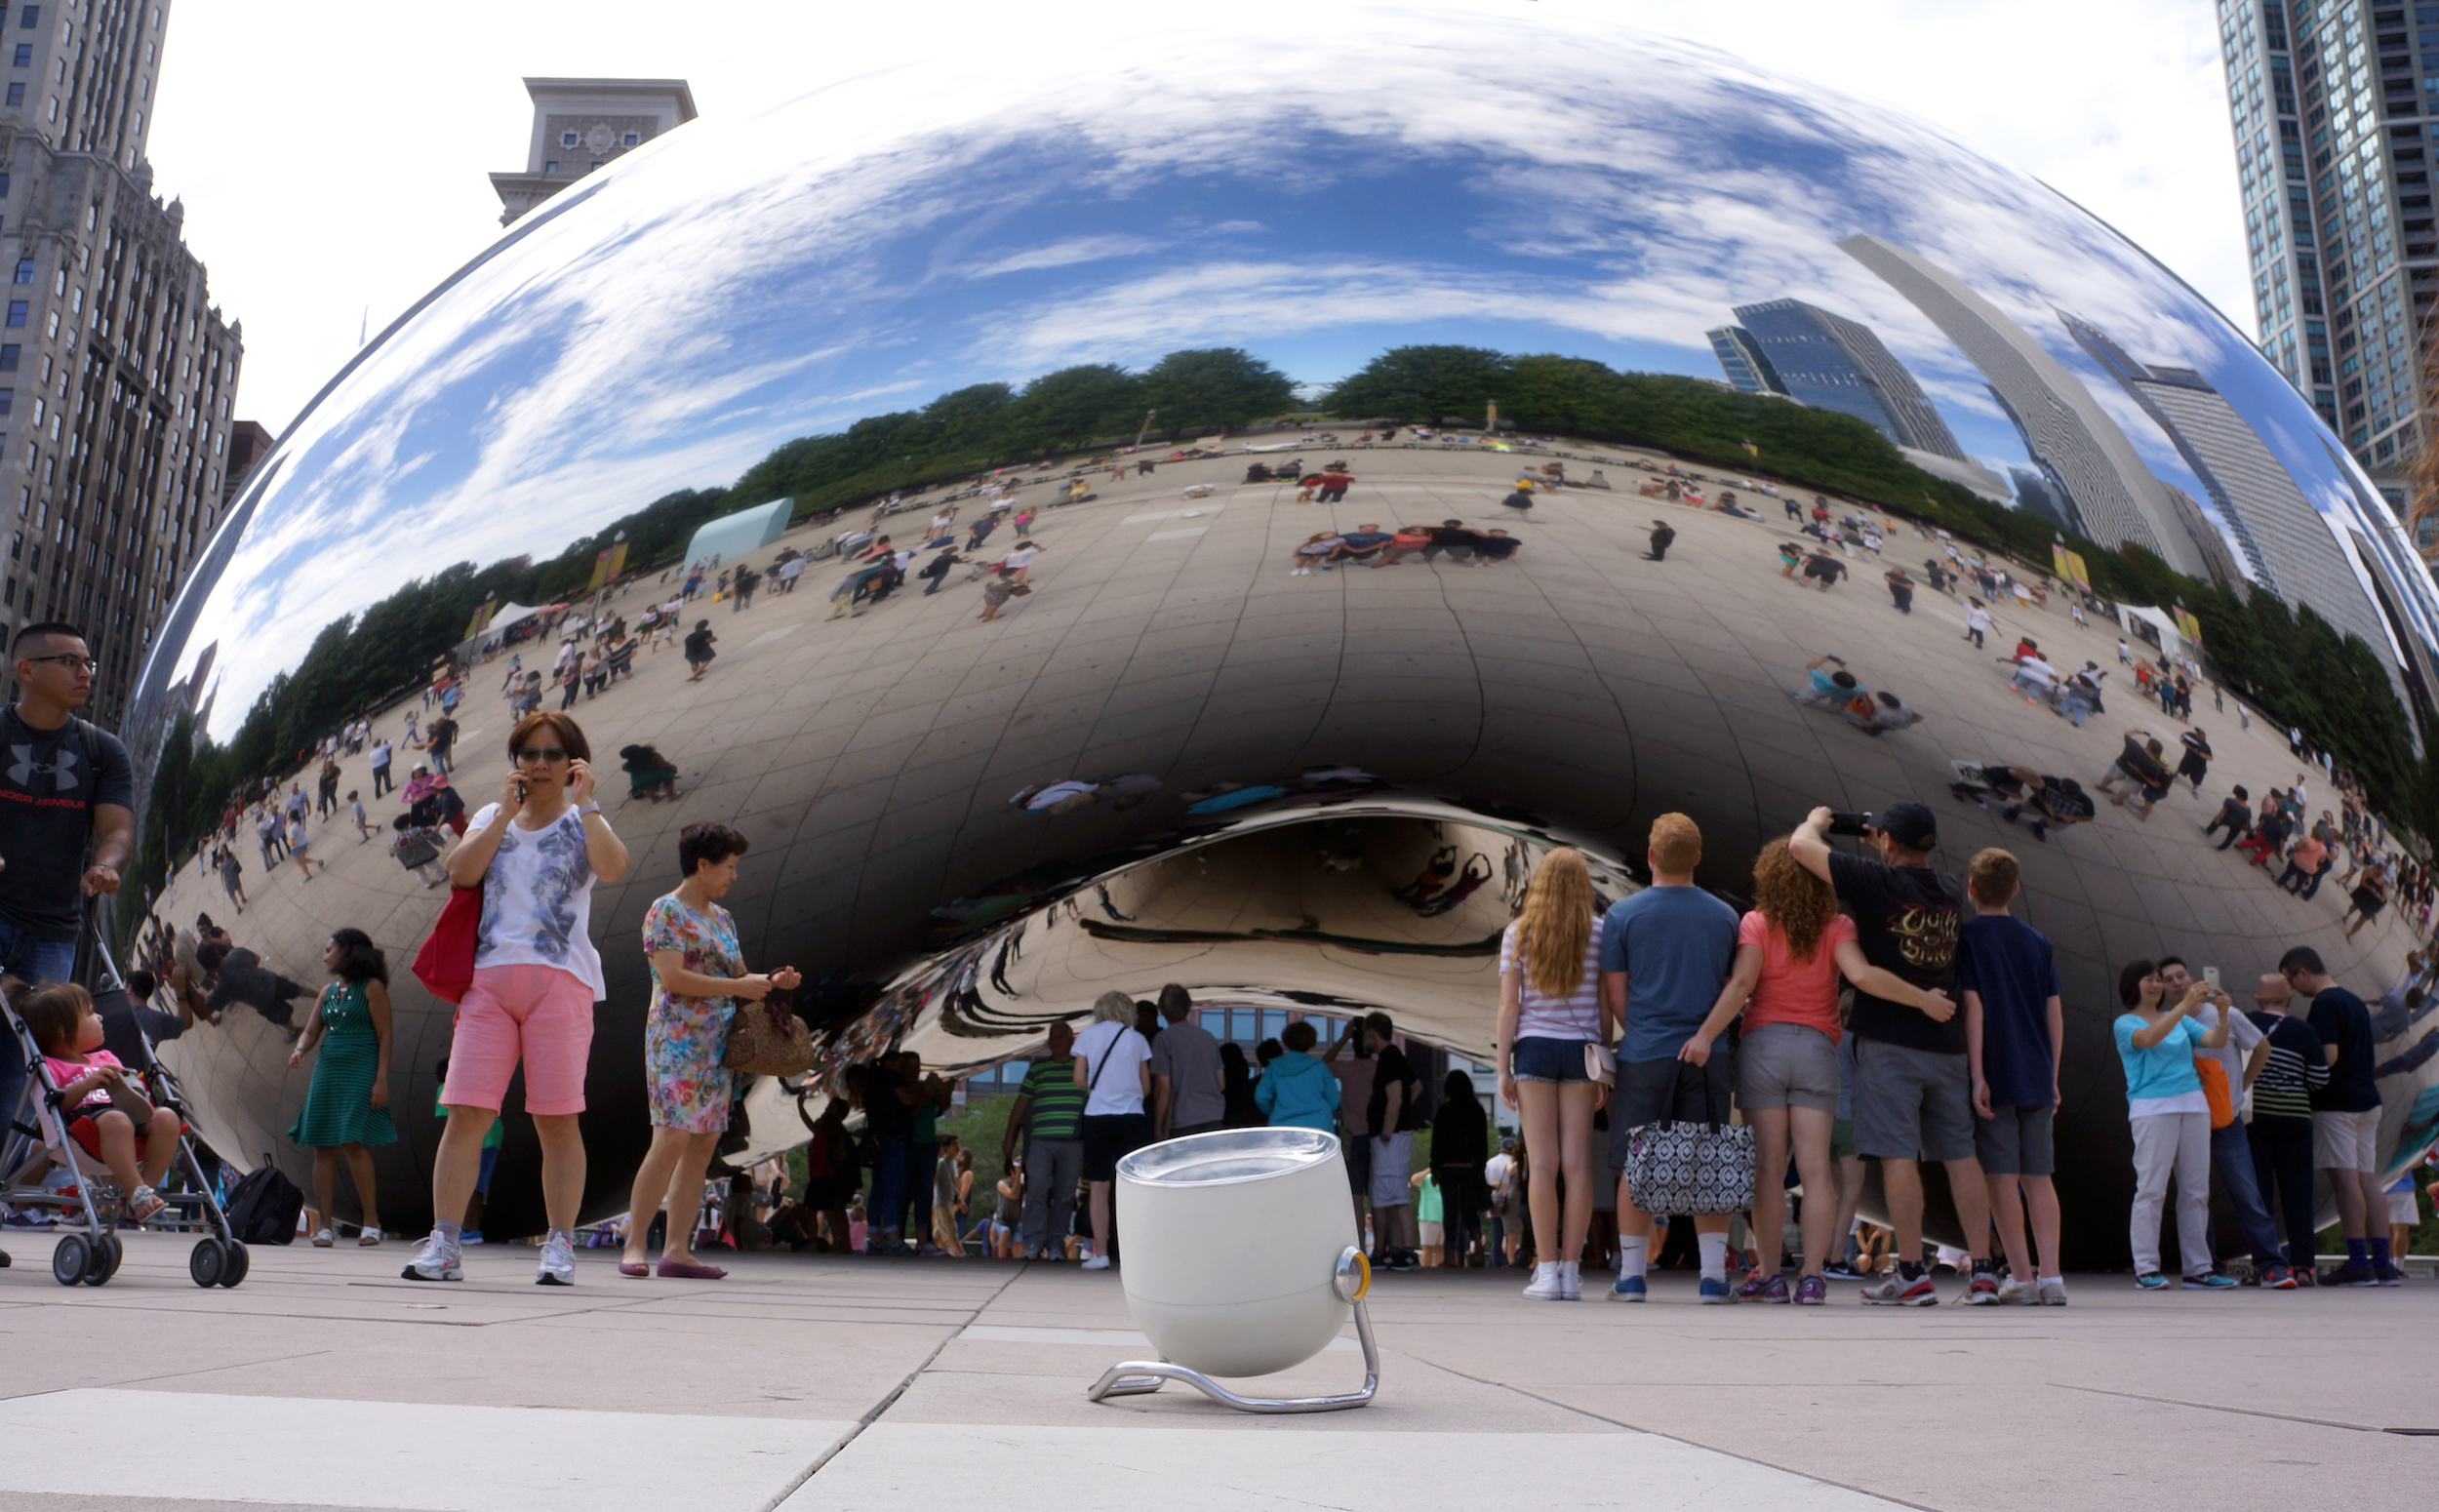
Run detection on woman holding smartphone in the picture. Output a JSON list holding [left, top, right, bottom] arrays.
[[2112, 960, 2233, 1292], [404, 710, 630, 1287]]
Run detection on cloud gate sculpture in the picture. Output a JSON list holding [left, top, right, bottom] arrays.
[[123, 6, 2439, 1266]]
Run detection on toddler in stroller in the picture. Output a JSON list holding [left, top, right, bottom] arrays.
[[22, 981, 181, 1222]]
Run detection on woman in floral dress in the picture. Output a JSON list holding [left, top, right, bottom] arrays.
[[620, 820, 799, 1279]]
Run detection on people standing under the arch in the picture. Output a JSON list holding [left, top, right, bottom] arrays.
[[1360, 1014, 1424, 1271], [1600, 814, 1741, 1304], [286, 929, 397, 1248], [2244, 973, 2326, 1285], [1005, 1019, 1086, 1260], [1957, 849, 2067, 1303], [2112, 960, 2232, 1290], [1432, 1068, 1488, 1269], [1148, 984, 1224, 1140], [1254, 1019, 1340, 1133], [1073, 990, 1153, 1271], [1497, 847, 1606, 1301], [2285, 946, 2395, 1285], [1219, 1041, 1262, 1128], [621, 821, 798, 1281], [0, 622, 135, 1203], [1790, 802, 1995, 1304], [2155, 957, 2283, 1286], [404, 712, 631, 1287]]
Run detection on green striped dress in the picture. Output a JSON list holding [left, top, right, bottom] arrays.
[[288, 980, 398, 1149]]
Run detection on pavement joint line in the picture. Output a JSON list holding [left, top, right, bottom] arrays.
[[2053, 1382, 2434, 1435], [1402, 1350, 1939, 1512], [758, 1258, 1026, 1510]]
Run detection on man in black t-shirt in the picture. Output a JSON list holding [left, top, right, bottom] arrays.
[[1361, 1013, 1423, 1269], [424, 714, 459, 776], [2281, 945, 2394, 1285], [0, 622, 135, 1226], [1421, 520, 1480, 564], [2204, 783, 2252, 850], [1792, 801, 1995, 1305], [2095, 729, 2173, 817]]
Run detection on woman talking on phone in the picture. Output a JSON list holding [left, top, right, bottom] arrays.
[[403, 710, 631, 1287]]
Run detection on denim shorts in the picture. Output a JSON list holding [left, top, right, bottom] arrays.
[[1511, 1035, 1593, 1083]]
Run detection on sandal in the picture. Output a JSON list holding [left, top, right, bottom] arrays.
[[358, 1227, 383, 1247], [129, 1187, 168, 1223], [312, 1228, 335, 1247]]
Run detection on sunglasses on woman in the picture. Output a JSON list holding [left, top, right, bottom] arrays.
[[515, 746, 570, 765]]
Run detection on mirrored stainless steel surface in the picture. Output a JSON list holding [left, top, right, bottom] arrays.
[[123, 7, 2439, 1262]]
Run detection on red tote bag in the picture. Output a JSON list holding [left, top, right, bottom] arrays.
[[411, 884, 484, 1005]]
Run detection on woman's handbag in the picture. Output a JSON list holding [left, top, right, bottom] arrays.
[[724, 989, 816, 1076], [1583, 1042, 1618, 1088], [411, 884, 483, 1005], [1619, 1060, 1756, 1215]]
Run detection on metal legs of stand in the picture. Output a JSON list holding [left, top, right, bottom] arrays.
[[1086, 1296, 1380, 1413]]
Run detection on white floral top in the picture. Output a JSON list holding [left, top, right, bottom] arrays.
[[468, 803, 604, 1000]]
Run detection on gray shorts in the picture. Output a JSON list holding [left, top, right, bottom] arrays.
[[1974, 1103, 2056, 1175], [1607, 1049, 1734, 1170], [1849, 1038, 1976, 1164], [1734, 1022, 1839, 1113], [1368, 1131, 1415, 1208]]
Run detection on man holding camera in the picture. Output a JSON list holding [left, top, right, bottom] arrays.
[[1791, 801, 1997, 1304]]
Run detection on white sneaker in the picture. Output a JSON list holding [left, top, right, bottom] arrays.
[[536, 1230, 576, 1287], [1521, 1261, 1566, 1299], [401, 1233, 462, 1283], [1557, 1259, 1581, 1300], [1079, 1253, 1113, 1271]]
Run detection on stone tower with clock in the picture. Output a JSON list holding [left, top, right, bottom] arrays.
[[489, 77, 698, 227]]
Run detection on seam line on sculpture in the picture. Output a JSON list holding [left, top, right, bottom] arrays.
[[755, 1260, 1025, 1508], [1410, 1351, 1939, 1512]]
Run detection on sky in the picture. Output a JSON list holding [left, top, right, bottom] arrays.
[[147, 0, 2246, 443]]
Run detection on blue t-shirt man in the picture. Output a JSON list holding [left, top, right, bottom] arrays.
[[1599, 885, 1740, 1064], [1956, 913, 2061, 1107]]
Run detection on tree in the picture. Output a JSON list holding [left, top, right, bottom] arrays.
[[1000, 364, 1144, 454], [1323, 345, 1508, 424], [1138, 348, 1298, 434]]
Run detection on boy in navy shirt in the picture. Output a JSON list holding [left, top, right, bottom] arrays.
[[1958, 847, 2066, 1304]]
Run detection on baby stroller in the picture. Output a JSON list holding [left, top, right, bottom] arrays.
[[0, 930, 251, 1288]]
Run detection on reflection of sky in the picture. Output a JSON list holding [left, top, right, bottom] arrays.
[[148, 6, 2435, 738]]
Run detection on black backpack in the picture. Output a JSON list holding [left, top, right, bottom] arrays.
[[224, 1160, 304, 1246]]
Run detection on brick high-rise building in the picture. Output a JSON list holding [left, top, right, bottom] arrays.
[[0, 0, 242, 725]]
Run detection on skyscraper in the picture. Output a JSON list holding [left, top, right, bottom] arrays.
[[1705, 325, 1782, 395], [1839, 233, 2208, 579], [2007, 464, 2078, 536], [2212, 3, 2424, 481], [491, 79, 698, 226], [1728, 298, 1969, 460], [0, 0, 243, 725]]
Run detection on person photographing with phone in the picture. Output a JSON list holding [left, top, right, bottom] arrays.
[[2111, 960, 2233, 1290], [404, 711, 631, 1287]]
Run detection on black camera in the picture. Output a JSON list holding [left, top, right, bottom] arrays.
[[1825, 811, 1872, 838]]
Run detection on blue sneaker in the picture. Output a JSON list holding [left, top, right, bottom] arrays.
[[1610, 1272, 1647, 1302], [2134, 1272, 2170, 1291], [2181, 1272, 2237, 1290], [1698, 1276, 1732, 1304]]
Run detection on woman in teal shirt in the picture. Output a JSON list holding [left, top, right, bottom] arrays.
[[2112, 960, 2231, 1291]]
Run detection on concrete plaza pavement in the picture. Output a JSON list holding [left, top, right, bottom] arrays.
[[0, 1234, 2429, 1511]]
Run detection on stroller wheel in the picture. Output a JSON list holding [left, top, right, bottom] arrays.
[[188, 1236, 227, 1289], [220, 1241, 251, 1288], [90, 1234, 123, 1285], [51, 1233, 91, 1288]]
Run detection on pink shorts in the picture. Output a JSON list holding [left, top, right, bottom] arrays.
[[441, 964, 595, 1116]]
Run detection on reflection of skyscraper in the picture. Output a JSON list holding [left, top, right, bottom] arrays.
[[2160, 485, 2249, 590], [2058, 311, 2395, 662], [2008, 465, 2076, 537], [1838, 234, 2204, 579], [1706, 327, 1782, 396], [2061, 314, 2270, 592], [1729, 298, 1967, 460]]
